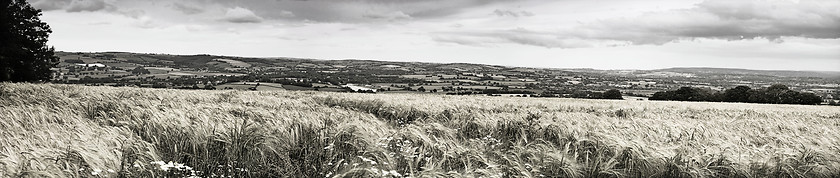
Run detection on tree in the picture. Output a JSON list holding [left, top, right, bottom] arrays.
[[131, 66, 150, 75], [650, 87, 718, 102], [767, 84, 789, 92], [1, 0, 58, 82], [674, 87, 701, 101], [724, 86, 752, 103], [65, 59, 84, 64], [650, 91, 672, 101], [602, 89, 623, 99], [796, 92, 822, 105], [764, 84, 790, 104], [651, 85, 820, 105]]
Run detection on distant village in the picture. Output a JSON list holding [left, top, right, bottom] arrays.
[[51, 52, 840, 105]]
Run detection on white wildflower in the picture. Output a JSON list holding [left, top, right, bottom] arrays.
[[91, 168, 102, 175], [389, 170, 402, 177]]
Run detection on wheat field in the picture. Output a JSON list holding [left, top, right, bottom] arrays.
[[1, 83, 839, 177]]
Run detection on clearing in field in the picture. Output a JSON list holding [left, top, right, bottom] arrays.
[[0, 83, 839, 177], [213, 58, 252, 68]]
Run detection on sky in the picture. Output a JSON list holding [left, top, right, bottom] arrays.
[[30, 0, 840, 71]]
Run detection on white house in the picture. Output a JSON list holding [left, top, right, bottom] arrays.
[[628, 81, 656, 87], [76, 63, 107, 68]]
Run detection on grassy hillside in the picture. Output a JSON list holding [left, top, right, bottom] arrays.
[[1, 83, 839, 177]]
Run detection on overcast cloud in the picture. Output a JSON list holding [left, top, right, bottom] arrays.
[[575, 0, 840, 44], [31, 0, 114, 12], [434, 0, 840, 48], [171, 3, 203, 15], [30, 0, 840, 71]]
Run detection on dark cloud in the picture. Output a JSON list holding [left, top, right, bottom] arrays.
[[66, 0, 108, 12], [30, 0, 68, 11], [35, 0, 527, 23], [201, 0, 522, 23], [171, 3, 204, 15], [30, 0, 114, 12]]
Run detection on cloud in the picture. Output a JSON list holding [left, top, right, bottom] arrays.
[[223, 7, 263, 23], [87, 21, 110, 25], [118, 9, 145, 19], [66, 0, 109, 12], [30, 0, 69, 11], [194, 0, 520, 23], [435, 28, 597, 48], [278, 10, 295, 18], [31, 0, 524, 23], [30, 0, 113, 12], [171, 3, 204, 15], [438, 0, 840, 48], [575, 0, 840, 45], [363, 11, 412, 21], [136, 16, 158, 29], [493, 9, 534, 17]]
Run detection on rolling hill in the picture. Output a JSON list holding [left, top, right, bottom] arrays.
[[658, 67, 840, 79]]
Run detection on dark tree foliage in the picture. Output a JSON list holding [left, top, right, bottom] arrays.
[[64, 59, 84, 64], [651, 85, 822, 105], [482, 89, 535, 95], [271, 78, 312, 87], [131, 66, 150, 74], [602, 89, 623, 99], [0, 0, 58, 82], [568, 89, 623, 100], [724, 86, 752, 102], [650, 87, 718, 101], [767, 84, 789, 92]]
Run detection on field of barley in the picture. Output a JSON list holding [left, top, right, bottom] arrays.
[[1, 83, 839, 177]]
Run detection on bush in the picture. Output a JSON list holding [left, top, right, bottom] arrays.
[[652, 85, 822, 105], [602, 89, 623, 99]]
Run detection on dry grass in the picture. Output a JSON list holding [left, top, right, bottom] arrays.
[[1, 83, 839, 177]]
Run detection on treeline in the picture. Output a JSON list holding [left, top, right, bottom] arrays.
[[443, 89, 537, 96], [650, 85, 822, 105], [269, 78, 312, 87], [569, 89, 624, 100]]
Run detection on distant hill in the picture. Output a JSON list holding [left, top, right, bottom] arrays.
[[57, 51, 835, 78], [656, 67, 840, 79]]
